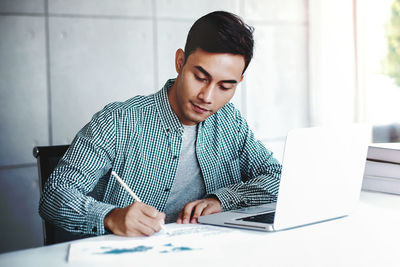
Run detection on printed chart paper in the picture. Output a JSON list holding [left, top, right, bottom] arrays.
[[68, 224, 241, 262]]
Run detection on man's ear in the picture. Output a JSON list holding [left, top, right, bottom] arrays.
[[175, 48, 185, 73]]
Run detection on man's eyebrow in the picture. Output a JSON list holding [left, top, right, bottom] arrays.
[[220, 79, 238, 84], [195, 66, 211, 78], [194, 65, 238, 84]]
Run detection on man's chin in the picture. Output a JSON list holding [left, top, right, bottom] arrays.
[[184, 114, 209, 125]]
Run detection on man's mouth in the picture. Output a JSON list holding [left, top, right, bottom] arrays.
[[191, 102, 209, 114]]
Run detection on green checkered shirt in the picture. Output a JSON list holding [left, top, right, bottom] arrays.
[[39, 79, 282, 236]]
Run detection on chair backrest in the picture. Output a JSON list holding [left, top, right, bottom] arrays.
[[33, 145, 86, 245]]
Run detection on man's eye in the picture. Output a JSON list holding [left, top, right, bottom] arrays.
[[219, 85, 232, 90], [195, 74, 207, 82]]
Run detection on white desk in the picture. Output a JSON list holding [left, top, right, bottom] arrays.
[[1, 191, 399, 267]]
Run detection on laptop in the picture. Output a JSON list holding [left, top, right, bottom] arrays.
[[198, 124, 371, 231]]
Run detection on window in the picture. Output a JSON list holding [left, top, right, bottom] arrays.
[[356, 0, 400, 142]]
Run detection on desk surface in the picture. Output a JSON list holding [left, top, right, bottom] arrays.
[[1, 191, 399, 267]]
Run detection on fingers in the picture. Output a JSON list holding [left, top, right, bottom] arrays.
[[105, 202, 165, 237], [176, 210, 183, 224], [176, 198, 222, 224], [190, 201, 208, 223], [136, 211, 165, 235], [140, 203, 162, 218], [199, 205, 217, 216], [202, 198, 222, 215], [135, 203, 165, 234], [179, 200, 201, 224]]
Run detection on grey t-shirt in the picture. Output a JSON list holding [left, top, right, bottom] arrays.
[[164, 124, 206, 223]]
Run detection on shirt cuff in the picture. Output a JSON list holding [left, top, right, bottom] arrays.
[[86, 201, 117, 235], [207, 187, 246, 211]]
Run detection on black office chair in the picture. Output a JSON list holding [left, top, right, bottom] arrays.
[[33, 145, 87, 245]]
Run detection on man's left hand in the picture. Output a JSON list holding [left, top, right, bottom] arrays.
[[176, 197, 222, 224]]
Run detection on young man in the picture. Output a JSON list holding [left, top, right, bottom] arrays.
[[39, 11, 281, 237]]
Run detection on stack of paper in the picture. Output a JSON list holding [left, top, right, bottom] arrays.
[[362, 143, 400, 194]]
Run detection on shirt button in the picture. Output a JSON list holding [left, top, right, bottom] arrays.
[[92, 226, 97, 233], [173, 155, 177, 159], [164, 188, 170, 192], [229, 200, 233, 205], [74, 226, 78, 231], [166, 128, 170, 132]]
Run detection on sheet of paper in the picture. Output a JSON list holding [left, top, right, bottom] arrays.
[[68, 224, 243, 262]]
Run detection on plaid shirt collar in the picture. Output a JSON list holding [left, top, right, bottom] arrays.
[[154, 79, 184, 134]]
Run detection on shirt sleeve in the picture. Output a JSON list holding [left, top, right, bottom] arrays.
[[39, 104, 119, 236], [209, 109, 282, 211]]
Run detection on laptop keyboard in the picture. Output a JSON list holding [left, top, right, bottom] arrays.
[[233, 205, 275, 214], [237, 212, 275, 224]]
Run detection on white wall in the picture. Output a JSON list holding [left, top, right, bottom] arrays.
[[0, 0, 309, 252]]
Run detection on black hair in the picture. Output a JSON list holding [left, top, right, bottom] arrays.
[[184, 11, 254, 73]]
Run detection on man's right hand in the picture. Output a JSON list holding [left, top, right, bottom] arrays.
[[104, 202, 166, 237]]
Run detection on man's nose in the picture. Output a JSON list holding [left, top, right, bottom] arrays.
[[198, 84, 214, 103]]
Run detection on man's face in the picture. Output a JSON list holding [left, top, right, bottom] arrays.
[[168, 48, 245, 125]]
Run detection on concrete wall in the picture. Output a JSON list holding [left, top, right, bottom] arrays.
[[0, 0, 308, 253]]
